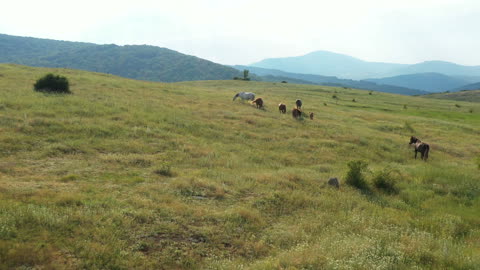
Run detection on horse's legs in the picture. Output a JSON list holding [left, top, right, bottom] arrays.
[[414, 150, 418, 159], [421, 151, 424, 160]]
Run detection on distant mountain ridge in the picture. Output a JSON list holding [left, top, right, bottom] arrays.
[[251, 50, 480, 80], [365, 73, 471, 92], [0, 33, 241, 82], [251, 51, 404, 80], [452, 82, 480, 92], [233, 65, 429, 95]]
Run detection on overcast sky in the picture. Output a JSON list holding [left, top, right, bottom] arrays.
[[1, 0, 479, 66]]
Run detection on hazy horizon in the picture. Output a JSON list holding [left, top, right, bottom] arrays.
[[2, 0, 479, 66]]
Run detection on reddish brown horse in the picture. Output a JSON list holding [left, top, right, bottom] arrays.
[[252, 98, 263, 109], [409, 136, 430, 161], [278, 103, 286, 113]]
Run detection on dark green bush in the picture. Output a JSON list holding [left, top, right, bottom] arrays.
[[34, 73, 70, 93], [345, 160, 369, 190]]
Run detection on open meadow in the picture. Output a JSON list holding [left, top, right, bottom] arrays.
[[0, 64, 479, 269]]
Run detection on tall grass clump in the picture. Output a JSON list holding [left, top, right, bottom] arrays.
[[154, 163, 174, 177], [372, 168, 400, 194], [34, 73, 70, 93], [345, 160, 369, 190]]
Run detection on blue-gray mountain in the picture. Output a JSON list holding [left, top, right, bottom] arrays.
[[452, 82, 480, 92], [365, 73, 471, 92], [233, 65, 429, 95], [251, 51, 480, 81]]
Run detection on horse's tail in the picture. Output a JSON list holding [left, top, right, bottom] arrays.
[[424, 144, 430, 160], [233, 93, 239, 101]]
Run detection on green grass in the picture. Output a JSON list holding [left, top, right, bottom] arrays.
[[0, 64, 479, 269]]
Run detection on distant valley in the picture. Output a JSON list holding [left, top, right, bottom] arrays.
[[232, 65, 429, 95]]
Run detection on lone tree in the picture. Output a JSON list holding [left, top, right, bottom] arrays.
[[243, 69, 250, 81], [34, 73, 70, 93]]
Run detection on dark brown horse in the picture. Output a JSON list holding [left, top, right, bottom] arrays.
[[252, 98, 263, 109], [278, 103, 286, 113], [292, 108, 302, 119], [409, 136, 430, 161]]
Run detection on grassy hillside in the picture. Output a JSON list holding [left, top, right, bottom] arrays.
[[0, 34, 241, 82], [423, 90, 480, 103], [0, 64, 479, 269]]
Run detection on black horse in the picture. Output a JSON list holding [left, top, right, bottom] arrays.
[[295, 99, 302, 109], [409, 136, 430, 161]]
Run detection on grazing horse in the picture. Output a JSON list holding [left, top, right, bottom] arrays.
[[278, 103, 286, 114], [233, 92, 255, 101], [295, 99, 302, 109], [309, 112, 314, 120], [292, 108, 302, 119], [409, 136, 430, 161], [252, 98, 263, 109]]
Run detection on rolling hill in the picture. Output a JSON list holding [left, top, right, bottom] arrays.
[[0, 64, 479, 269], [365, 73, 471, 92], [234, 65, 429, 95], [0, 33, 242, 82], [251, 50, 480, 81]]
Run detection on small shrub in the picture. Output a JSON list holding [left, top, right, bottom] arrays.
[[455, 104, 461, 108], [403, 104, 408, 110], [154, 163, 173, 177], [469, 108, 473, 113], [372, 168, 400, 194], [281, 81, 288, 83], [345, 160, 369, 190], [369, 91, 373, 95], [323, 102, 327, 106], [352, 98, 356, 102], [34, 73, 70, 93]]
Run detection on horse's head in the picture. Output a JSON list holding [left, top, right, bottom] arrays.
[[233, 93, 239, 101], [409, 136, 418, 145]]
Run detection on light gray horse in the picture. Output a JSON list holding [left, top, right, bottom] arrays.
[[233, 92, 255, 101]]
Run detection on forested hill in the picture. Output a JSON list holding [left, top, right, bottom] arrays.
[[0, 34, 241, 82]]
